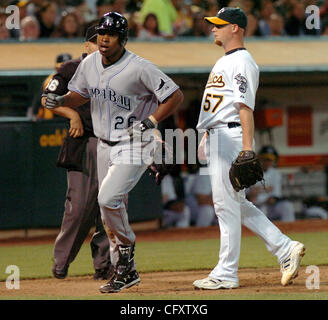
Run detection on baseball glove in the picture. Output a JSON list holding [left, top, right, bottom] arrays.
[[147, 163, 171, 185], [229, 150, 264, 192], [147, 140, 174, 185]]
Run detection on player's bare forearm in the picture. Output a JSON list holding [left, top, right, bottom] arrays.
[[50, 106, 78, 119], [151, 89, 184, 123], [239, 104, 254, 151], [52, 107, 84, 137]]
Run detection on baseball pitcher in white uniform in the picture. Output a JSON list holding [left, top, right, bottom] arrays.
[[193, 7, 305, 290], [44, 12, 183, 293]]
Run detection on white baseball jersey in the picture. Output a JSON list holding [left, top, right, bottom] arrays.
[[197, 49, 259, 130], [68, 50, 179, 141]]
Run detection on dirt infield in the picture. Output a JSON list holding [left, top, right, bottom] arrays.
[[0, 219, 327, 298], [1, 267, 326, 298]]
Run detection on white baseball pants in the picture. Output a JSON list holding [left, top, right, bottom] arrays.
[[206, 126, 294, 283]]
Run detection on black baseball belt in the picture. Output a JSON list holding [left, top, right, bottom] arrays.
[[207, 122, 241, 134], [100, 139, 120, 146], [227, 122, 241, 128]]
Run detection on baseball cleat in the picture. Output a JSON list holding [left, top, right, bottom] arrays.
[[99, 270, 140, 293], [280, 241, 306, 286], [52, 264, 68, 279], [193, 277, 239, 290], [93, 264, 115, 281]]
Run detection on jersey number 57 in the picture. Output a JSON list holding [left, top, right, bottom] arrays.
[[203, 93, 224, 113]]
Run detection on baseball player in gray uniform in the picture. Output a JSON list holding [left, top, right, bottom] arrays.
[[44, 12, 183, 293], [193, 8, 305, 290], [42, 25, 113, 281]]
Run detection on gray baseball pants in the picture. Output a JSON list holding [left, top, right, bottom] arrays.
[[96, 139, 150, 267]]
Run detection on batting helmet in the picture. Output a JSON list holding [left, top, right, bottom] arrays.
[[96, 12, 128, 45], [258, 145, 279, 161]]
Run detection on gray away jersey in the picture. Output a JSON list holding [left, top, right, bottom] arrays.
[[68, 50, 179, 141]]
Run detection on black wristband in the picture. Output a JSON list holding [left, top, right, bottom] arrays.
[[140, 117, 156, 132]]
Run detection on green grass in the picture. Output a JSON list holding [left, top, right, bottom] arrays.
[[0, 231, 327, 281], [0, 232, 328, 300]]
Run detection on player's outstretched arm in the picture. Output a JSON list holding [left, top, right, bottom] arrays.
[[42, 91, 89, 110]]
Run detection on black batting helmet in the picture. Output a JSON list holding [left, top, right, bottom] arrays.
[[96, 12, 128, 45], [258, 145, 279, 161]]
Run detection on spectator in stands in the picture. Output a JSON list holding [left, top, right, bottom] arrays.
[[69, 0, 96, 26], [52, 11, 82, 38], [0, 12, 11, 40], [180, 11, 212, 37], [161, 169, 191, 229], [140, 0, 178, 37], [321, 18, 328, 35], [203, 0, 218, 18], [126, 11, 139, 37], [303, 196, 328, 220], [246, 145, 296, 222], [19, 15, 40, 40], [36, 1, 58, 38], [25, 0, 45, 17], [268, 12, 285, 36], [96, 0, 112, 19], [274, 0, 297, 20], [137, 13, 163, 40], [20, 0, 30, 18], [184, 166, 216, 227], [228, 0, 259, 37], [285, 0, 319, 35], [319, 0, 328, 21], [242, 0, 259, 37], [257, 0, 277, 36], [111, 0, 128, 14], [171, 0, 193, 36]]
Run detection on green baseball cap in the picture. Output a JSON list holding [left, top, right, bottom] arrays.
[[205, 7, 248, 29]]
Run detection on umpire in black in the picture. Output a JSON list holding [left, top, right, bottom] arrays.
[[42, 25, 113, 280]]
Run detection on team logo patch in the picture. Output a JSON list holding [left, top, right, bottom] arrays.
[[105, 16, 114, 26], [206, 72, 225, 89], [234, 73, 248, 93], [156, 78, 166, 91]]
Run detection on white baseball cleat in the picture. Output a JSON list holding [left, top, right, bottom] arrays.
[[193, 277, 239, 290], [280, 241, 306, 286]]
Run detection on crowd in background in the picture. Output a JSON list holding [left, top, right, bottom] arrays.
[[1, 0, 327, 229], [1, 0, 328, 41]]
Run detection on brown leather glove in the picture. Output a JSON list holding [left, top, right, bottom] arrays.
[[229, 151, 264, 192]]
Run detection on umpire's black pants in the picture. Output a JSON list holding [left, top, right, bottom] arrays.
[[53, 137, 110, 271]]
